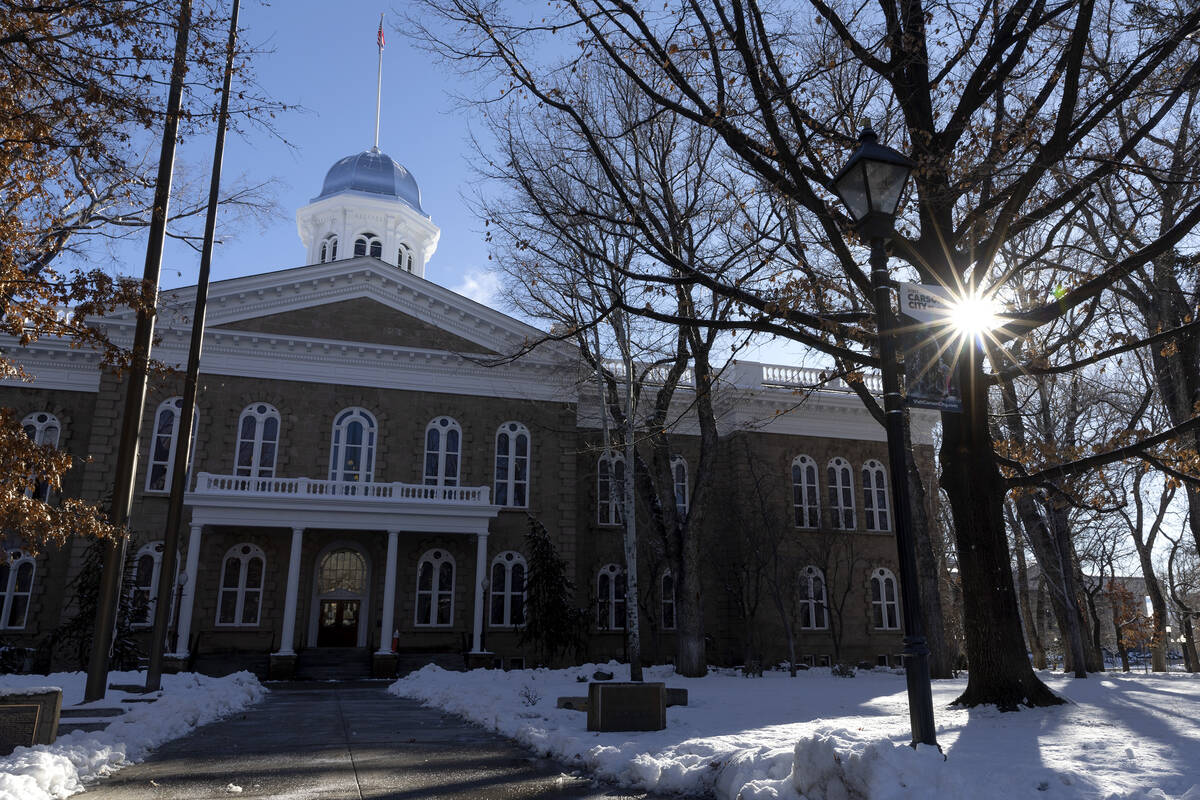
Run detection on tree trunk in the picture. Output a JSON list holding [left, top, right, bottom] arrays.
[[1182, 615, 1198, 673], [770, 585, 798, 676], [1112, 601, 1131, 672], [1033, 579, 1049, 669], [1012, 494, 1088, 677], [904, 429, 954, 679], [1082, 587, 1105, 672], [674, 536, 706, 676], [1009, 510, 1046, 670], [939, 380, 1061, 709], [622, 414, 642, 682]]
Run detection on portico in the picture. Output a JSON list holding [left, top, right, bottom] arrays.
[[180, 473, 500, 676]]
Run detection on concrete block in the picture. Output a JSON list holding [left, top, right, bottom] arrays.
[[586, 682, 666, 732], [665, 687, 688, 707], [372, 653, 398, 678], [269, 653, 297, 680]]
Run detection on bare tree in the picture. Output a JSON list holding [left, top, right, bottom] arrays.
[[414, 0, 1200, 709]]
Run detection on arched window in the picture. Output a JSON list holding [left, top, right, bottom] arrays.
[[597, 563, 626, 630], [792, 455, 819, 528], [798, 565, 827, 630], [22, 412, 60, 448], [354, 232, 382, 259], [0, 553, 36, 630], [129, 541, 164, 627], [671, 455, 688, 515], [146, 397, 190, 492], [397, 242, 415, 272], [329, 407, 377, 484], [217, 544, 265, 626], [424, 417, 462, 487], [862, 460, 890, 532], [494, 422, 530, 507], [23, 412, 61, 500], [871, 567, 900, 630], [661, 572, 676, 630], [319, 235, 338, 263], [827, 457, 856, 529], [489, 551, 526, 627], [597, 452, 625, 526], [318, 548, 367, 595], [235, 403, 280, 479], [416, 549, 455, 626]]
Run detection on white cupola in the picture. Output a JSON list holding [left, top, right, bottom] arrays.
[[296, 147, 440, 278]]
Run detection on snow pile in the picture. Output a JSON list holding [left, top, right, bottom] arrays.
[[0, 670, 265, 800], [391, 662, 1200, 799]]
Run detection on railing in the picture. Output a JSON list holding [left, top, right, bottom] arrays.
[[757, 363, 883, 394], [599, 358, 695, 387], [594, 358, 882, 394], [191, 473, 491, 505]]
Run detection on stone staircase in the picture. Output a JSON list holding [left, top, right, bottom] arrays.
[[294, 647, 372, 681], [58, 685, 162, 734]]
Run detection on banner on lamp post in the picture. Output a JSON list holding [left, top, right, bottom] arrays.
[[898, 282, 963, 413]]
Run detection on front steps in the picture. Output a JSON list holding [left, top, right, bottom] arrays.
[[293, 647, 372, 681]]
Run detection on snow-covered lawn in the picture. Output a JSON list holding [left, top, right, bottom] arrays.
[[391, 663, 1200, 799], [0, 670, 265, 800]]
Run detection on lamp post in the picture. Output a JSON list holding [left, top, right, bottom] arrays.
[[833, 127, 938, 748]]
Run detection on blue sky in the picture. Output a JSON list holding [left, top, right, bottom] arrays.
[[155, 1, 497, 303], [139, 0, 800, 364]]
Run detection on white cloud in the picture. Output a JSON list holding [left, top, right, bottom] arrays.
[[453, 268, 502, 309]]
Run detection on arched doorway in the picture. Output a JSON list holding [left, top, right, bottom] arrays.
[[314, 547, 368, 647]]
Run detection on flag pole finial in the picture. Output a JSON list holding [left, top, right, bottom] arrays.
[[374, 12, 384, 150]]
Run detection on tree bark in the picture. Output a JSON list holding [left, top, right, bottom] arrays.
[[904, 431, 954, 679], [1012, 493, 1088, 677], [1007, 504, 1046, 670], [939, 369, 1062, 708]]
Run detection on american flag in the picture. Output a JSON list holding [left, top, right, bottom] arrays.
[[377, 14, 385, 51]]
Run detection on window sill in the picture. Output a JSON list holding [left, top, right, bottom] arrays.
[[214, 623, 263, 629], [413, 624, 454, 629]]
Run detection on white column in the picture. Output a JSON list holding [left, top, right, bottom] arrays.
[[276, 527, 304, 655], [471, 532, 489, 654], [377, 530, 399, 654], [172, 524, 203, 657]]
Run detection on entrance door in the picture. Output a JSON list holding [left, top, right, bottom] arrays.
[[312, 547, 368, 648], [317, 599, 361, 647]]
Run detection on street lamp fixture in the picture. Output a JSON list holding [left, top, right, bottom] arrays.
[[834, 126, 938, 749], [833, 127, 914, 240]]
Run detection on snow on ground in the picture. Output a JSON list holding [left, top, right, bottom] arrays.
[[0, 670, 265, 800], [391, 662, 1200, 799]]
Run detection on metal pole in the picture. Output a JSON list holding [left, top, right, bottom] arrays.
[[145, 0, 240, 692], [869, 238, 938, 748], [84, 0, 193, 703], [374, 12, 383, 149]]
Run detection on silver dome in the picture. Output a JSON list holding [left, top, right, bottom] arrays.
[[315, 148, 424, 213]]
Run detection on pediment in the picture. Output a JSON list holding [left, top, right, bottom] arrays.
[[212, 297, 495, 354], [129, 256, 563, 360]]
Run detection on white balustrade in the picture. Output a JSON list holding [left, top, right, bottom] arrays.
[[757, 363, 882, 393], [192, 473, 491, 505]]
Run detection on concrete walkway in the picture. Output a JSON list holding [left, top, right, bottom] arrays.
[[78, 680, 658, 799]]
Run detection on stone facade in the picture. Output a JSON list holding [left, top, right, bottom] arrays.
[[0, 144, 940, 679]]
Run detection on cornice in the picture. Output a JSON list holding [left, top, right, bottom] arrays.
[[0, 340, 101, 393]]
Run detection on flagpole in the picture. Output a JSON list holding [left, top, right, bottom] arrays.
[[374, 12, 383, 149]]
